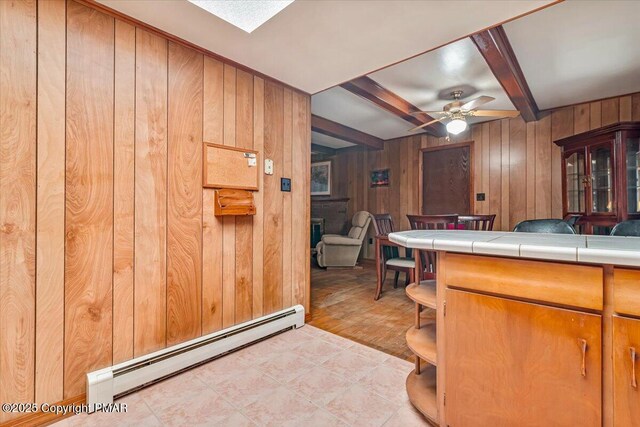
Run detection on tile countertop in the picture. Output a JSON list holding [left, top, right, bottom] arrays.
[[387, 230, 640, 268]]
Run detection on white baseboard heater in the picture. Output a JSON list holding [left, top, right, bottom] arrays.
[[87, 304, 305, 409]]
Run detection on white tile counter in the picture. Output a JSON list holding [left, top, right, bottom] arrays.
[[388, 230, 640, 267]]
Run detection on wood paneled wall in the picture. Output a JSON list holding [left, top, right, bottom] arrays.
[[333, 93, 640, 259], [0, 0, 310, 419]]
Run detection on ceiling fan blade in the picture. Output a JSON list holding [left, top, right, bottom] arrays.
[[460, 95, 495, 111], [409, 110, 447, 115], [408, 117, 446, 132], [473, 109, 520, 118]]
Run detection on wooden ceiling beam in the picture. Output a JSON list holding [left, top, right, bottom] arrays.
[[340, 76, 447, 137], [471, 25, 540, 122], [311, 114, 384, 150]]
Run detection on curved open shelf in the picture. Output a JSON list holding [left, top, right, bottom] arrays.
[[406, 324, 437, 366], [406, 280, 437, 309], [406, 365, 438, 425]]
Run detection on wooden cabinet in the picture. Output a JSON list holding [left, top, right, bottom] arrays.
[[445, 289, 602, 426], [555, 122, 640, 234], [613, 315, 640, 427]]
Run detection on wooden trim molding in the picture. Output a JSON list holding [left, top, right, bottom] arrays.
[[341, 76, 447, 137], [311, 114, 384, 150], [0, 394, 85, 427], [471, 25, 540, 122]]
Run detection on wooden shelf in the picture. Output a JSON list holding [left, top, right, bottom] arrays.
[[406, 366, 438, 425], [406, 324, 437, 366], [406, 280, 437, 309]]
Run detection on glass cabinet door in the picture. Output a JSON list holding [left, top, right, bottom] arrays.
[[565, 151, 585, 212], [590, 143, 614, 213], [627, 137, 640, 214]]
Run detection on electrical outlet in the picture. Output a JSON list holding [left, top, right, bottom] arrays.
[[265, 159, 274, 175], [281, 178, 291, 192]]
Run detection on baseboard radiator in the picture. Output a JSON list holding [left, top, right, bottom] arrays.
[[87, 305, 305, 409]]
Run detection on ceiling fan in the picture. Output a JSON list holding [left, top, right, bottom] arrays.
[[409, 90, 520, 134]]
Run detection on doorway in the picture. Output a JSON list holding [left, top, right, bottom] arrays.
[[421, 142, 473, 215]]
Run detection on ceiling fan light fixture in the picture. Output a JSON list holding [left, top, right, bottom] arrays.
[[446, 118, 467, 135]]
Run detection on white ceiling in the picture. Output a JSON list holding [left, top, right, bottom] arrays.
[[97, 0, 553, 94], [311, 132, 355, 150], [504, 0, 640, 110], [369, 38, 515, 120], [313, 87, 421, 140]]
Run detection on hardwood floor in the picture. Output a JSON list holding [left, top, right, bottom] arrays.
[[309, 261, 415, 361]]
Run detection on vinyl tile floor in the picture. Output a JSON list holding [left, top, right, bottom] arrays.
[[54, 325, 430, 426]]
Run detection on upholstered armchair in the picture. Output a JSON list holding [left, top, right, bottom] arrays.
[[316, 211, 372, 268]]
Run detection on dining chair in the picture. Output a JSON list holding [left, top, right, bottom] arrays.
[[372, 214, 414, 290], [407, 214, 459, 280], [513, 219, 576, 234], [458, 214, 496, 231], [610, 219, 640, 236]]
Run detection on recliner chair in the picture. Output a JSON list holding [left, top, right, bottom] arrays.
[[316, 211, 372, 267]]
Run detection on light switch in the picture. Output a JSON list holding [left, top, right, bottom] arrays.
[[265, 159, 274, 175]]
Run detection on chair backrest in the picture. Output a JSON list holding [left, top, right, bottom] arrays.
[[513, 219, 576, 234], [347, 211, 372, 242], [458, 214, 496, 231], [611, 220, 640, 237], [406, 214, 458, 280], [407, 214, 459, 231], [563, 214, 582, 227], [372, 213, 395, 236]]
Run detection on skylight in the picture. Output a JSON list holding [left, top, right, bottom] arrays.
[[188, 0, 295, 33]]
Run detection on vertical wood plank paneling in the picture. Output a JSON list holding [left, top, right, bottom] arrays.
[[252, 76, 265, 319], [601, 98, 619, 126], [481, 123, 490, 215], [222, 64, 236, 328], [263, 81, 284, 314], [632, 94, 640, 121], [0, 0, 37, 417], [282, 88, 293, 309], [292, 91, 307, 308], [304, 95, 312, 313], [134, 28, 167, 356], [620, 96, 632, 121], [65, 1, 114, 397], [535, 114, 552, 218], [201, 57, 224, 334], [112, 19, 135, 364], [471, 126, 482, 215], [235, 69, 254, 323], [590, 102, 602, 130], [167, 42, 203, 345], [35, 0, 65, 404], [574, 103, 590, 134], [500, 119, 510, 230], [489, 121, 502, 227], [508, 117, 526, 229], [551, 107, 574, 218]]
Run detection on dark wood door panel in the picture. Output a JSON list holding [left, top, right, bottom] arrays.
[[423, 145, 471, 215]]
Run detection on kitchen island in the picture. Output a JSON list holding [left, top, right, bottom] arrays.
[[388, 230, 640, 427]]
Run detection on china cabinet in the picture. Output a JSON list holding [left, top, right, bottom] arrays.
[[555, 122, 640, 234]]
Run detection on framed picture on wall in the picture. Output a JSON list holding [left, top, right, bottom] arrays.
[[370, 168, 390, 188], [311, 161, 331, 196]]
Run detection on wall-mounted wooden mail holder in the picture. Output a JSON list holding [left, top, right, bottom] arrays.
[[213, 189, 256, 216], [203, 142, 259, 191]]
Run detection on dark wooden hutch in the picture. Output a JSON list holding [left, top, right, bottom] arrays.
[[555, 122, 640, 234]]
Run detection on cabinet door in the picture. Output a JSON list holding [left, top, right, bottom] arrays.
[[613, 315, 640, 426], [589, 141, 615, 215], [445, 289, 601, 427], [565, 149, 587, 213]]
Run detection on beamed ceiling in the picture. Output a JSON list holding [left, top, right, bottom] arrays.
[[311, 0, 640, 151]]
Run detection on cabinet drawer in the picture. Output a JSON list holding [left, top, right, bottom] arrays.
[[614, 269, 640, 317], [444, 254, 603, 310]]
